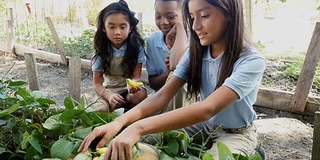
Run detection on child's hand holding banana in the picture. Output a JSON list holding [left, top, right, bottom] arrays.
[[126, 79, 143, 94]]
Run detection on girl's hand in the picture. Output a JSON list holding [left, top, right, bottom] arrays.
[[165, 22, 187, 71], [104, 126, 141, 160], [127, 85, 141, 94], [165, 54, 170, 70], [165, 24, 178, 50], [107, 93, 126, 110], [78, 121, 123, 152]]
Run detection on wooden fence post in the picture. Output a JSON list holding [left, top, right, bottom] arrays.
[[24, 52, 40, 90], [312, 111, 320, 160], [44, 16, 68, 65], [290, 22, 320, 112], [6, 6, 15, 55], [69, 57, 81, 102], [244, 0, 252, 42], [137, 12, 143, 35]]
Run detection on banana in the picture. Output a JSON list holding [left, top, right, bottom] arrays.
[[126, 79, 143, 87], [93, 157, 99, 160], [96, 147, 108, 155]]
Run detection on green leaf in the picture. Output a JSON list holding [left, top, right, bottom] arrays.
[[73, 150, 92, 160], [159, 151, 176, 160], [78, 96, 86, 110], [51, 139, 75, 160], [38, 98, 56, 105], [43, 114, 63, 130], [248, 152, 263, 160], [7, 118, 16, 129], [202, 152, 214, 160], [16, 88, 31, 99], [73, 127, 93, 139], [187, 155, 201, 160], [317, 6, 320, 10], [174, 156, 188, 160], [0, 146, 7, 154], [233, 153, 247, 160], [21, 131, 31, 150], [79, 113, 93, 126], [29, 136, 42, 154], [8, 103, 20, 114], [59, 109, 83, 123], [217, 142, 234, 160], [8, 80, 28, 88], [77, 103, 85, 110], [92, 112, 117, 124], [64, 97, 75, 109], [164, 138, 179, 156], [0, 119, 6, 126], [72, 141, 82, 154], [31, 90, 47, 98], [0, 103, 20, 118], [0, 93, 7, 99]]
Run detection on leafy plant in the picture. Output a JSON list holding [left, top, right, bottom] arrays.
[[42, 96, 118, 160], [280, 60, 320, 90], [0, 65, 118, 159], [152, 129, 263, 160], [0, 77, 56, 159]]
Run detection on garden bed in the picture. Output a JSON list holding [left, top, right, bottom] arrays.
[[0, 53, 315, 160]]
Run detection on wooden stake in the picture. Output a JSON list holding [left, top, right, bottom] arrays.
[[290, 22, 320, 112], [24, 52, 40, 91], [44, 16, 68, 65], [69, 56, 81, 102], [6, 6, 15, 55], [137, 12, 143, 35], [244, 0, 252, 42], [312, 111, 320, 160]]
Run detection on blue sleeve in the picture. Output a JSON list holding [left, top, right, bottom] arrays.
[[137, 45, 145, 63], [146, 36, 157, 75], [91, 56, 104, 72], [173, 49, 190, 80], [223, 54, 266, 99]]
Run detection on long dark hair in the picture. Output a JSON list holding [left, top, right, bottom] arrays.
[[92, 0, 145, 77], [182, 0, 245, 100]]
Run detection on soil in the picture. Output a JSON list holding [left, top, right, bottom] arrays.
[[0, 52, 315, 160]]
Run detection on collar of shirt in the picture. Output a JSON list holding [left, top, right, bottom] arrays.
[[203, 46, 224, 64], [155, 31, 169, 53], [112, 43, 127, 57]]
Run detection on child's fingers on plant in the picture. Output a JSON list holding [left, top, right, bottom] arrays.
[[104, 145, 112, 160], [124, 144, 132, 160], [78, 133, 96, 152], [97, 134, 111, 149]]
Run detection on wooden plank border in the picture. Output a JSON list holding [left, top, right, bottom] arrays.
[[256, 87, 320, 116]]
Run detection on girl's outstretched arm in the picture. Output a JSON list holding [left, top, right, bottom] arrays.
[[78, 75, 185, 152], [103, 79, 239, 160], [131, 63, 143, 81]]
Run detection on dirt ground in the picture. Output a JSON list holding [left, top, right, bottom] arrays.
[[0, 53, 315, 160]]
